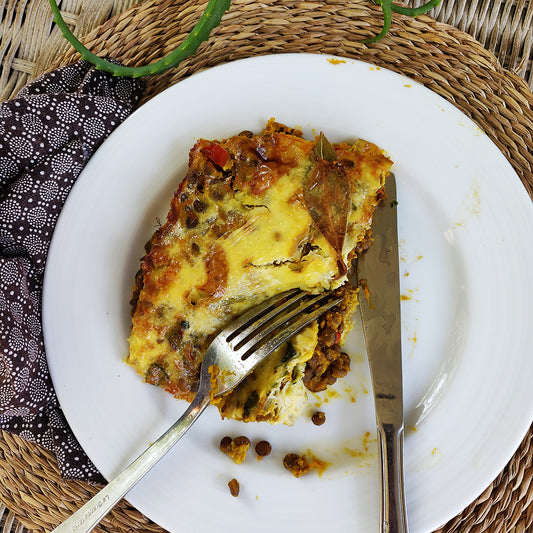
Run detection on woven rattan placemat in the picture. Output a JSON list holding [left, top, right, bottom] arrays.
[[416, 0, 533, 90], [1, 1, 532, 531], [0, 0, 148, 101]]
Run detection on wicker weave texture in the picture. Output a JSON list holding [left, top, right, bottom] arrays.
[[0, 0, 144, 101], [47, 0, 533, 191], [0, 504, 26, 533], [0, 1, 533, 533], [414, 0, 533, 88], [1, 1, 533, 99]]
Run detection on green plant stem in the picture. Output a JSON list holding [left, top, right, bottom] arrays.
[[362, 0, 393, 44], [363, 0, 442, 43], [48, 0, 231, 77], [391, 0, 441, 16]]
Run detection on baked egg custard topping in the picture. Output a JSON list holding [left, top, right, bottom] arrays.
[[128, 120, 392, 424]]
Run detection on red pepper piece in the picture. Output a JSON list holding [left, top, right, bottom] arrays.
[[201, 142, 230, 169]]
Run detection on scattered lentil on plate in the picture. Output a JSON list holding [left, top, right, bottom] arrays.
[[228, 478, 240, 497], [255, 440, 272, 458], [311, 411, 326, 426]]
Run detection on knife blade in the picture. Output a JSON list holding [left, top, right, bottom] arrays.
[[355, 173, 408, 533]]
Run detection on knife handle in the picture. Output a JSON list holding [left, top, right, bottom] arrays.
[[377, 422, 408, 533]]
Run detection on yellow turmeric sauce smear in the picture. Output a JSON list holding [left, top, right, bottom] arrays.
[[327, 58, 347, 65], [344, 431, 376, 459], [306, 452, 331, 476], [282, 449, 332, 477]]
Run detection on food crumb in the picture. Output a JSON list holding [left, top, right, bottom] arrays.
[[283, 452, 330, 477], [228, 478, 240, 497], [219, 436, 251, 464], [311, 411, 326, 426], [283, 453, 310, 478], [255, 440, 272, 459]]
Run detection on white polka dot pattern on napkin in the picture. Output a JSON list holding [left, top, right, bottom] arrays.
[[0, 60, 144, 483]]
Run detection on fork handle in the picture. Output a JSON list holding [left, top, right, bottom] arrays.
[[377, 422, 408, 533], [52, 393, 210, 533]]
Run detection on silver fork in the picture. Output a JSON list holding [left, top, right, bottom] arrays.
[[52, 288, 343, 533]]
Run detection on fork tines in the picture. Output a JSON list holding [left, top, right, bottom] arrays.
[[225, 289, 343, 363]]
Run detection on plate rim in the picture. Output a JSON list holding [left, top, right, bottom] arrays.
[[43, 53, 533, 533]]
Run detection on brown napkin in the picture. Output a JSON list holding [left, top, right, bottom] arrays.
[[0, 60, 144, 483]]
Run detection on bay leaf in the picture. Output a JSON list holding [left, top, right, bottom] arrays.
[[312, 132, 338, 162], [304, 134, 349, 275]]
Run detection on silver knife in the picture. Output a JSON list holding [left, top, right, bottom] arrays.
[[355, 173, 408, 533]]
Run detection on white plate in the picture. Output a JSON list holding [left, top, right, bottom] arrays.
[[43, 54, 533, 533]]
